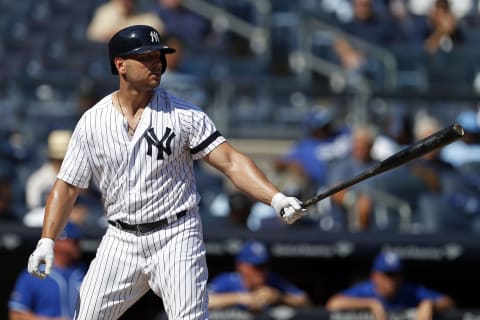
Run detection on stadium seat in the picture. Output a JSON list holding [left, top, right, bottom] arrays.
[[417, 194, 473, 233], [374, 166, 430, 210]]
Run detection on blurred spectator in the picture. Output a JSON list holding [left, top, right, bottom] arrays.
[[409, 115, 456, 193], [389, 0, 425, 46], [24, 130, 103, 227], [153, 0, 212, 51], [24, 194, 104, 229], [274, 107, 351, 198], [74, 78, 101, 118], [194, 160, 225, 218], [160, 34, 209, 106], [208, 240, 311, 312], [9, 221, 87, 320], [371, 108, 413, 161], [326, 124, 379, 231], [205, 191, 255, 229], [422, 110, 480, 233], [25, 130, 72, 211], [340, 0, 395, 46], [0, 130, 29, 172], [0, 130, 29, 214], [441, 109, 480, 168], [87, 0, 165, 43], [373, 116, 453, 225], [331, 0, 395, 84], [332, 38, 370, 76], [326, 251, 455, 320], [226, 192, 254, 228], [422, 0, 465, 54], [0, 174, 21, 223]]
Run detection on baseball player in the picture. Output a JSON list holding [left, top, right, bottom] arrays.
[[10, 221, 86, 319], [27, 25, 305, 320]]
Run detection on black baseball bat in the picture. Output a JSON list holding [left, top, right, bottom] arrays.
[[301, 123, 464, 209]]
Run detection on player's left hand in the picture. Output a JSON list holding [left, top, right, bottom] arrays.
[[28, 238, 55, 279], [271, 192, 306, 224]]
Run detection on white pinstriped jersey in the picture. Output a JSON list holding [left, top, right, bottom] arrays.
[[58, 87, 225, 224]]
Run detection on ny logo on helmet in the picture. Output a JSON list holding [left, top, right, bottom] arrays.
[[150, 31, 160, 43], [144, 127, 175, 160]]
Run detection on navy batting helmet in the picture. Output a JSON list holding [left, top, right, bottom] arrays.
[[108, 25, 175, 75]]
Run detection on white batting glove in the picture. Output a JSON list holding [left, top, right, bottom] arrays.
[[271, 192, 306, 224], [28, 238, 55, 279]]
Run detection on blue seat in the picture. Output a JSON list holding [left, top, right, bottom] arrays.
[[374, 166, 430, 210], [417, 194, 473, 233]]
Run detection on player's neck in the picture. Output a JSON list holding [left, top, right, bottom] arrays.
[[116, 90, 153, 114]]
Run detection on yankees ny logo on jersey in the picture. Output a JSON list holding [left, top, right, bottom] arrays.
[[150, 31, 160, 43], [144, 127, 175, 160]]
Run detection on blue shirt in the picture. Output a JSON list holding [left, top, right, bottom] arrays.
[[441, 140, 480, 168], [342, 14, 394, 46], [281, 128, 351, 185], [208, 272, 306, 309], [341, 280, 445, 311], [9, 264, 86, 319]]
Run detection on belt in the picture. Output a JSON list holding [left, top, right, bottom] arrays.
[[108, 210, 188, 233]]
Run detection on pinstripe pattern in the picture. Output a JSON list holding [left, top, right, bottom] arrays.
[[62, 87, 223, 319]]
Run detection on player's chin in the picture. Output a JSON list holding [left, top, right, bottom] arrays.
[[148, 74, 161, 86]]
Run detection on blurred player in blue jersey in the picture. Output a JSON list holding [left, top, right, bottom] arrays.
[[9, 222, 86, 320], [208, 240, 311, 312], [326, 251, 455, 320]]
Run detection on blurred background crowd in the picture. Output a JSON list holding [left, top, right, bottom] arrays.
[[1, 0, 480, 234], [1, 0, 480, 319]]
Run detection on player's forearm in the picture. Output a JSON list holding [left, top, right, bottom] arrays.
[[41, 179, 80, 240], [8, 310, 39, 320], [326, 295, 379, 311], [225, 153, 279, 205], [205, 143, 279, 204], [208, 293, 250, 309], [432, 296, 456, 312], [282, 293, 311, 307]]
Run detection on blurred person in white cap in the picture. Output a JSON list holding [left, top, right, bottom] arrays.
[[24, 130, 79, 228], [25, 130, 72, 211], [24, 130, 102, 227]]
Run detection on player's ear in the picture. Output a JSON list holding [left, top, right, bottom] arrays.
[[114, 57, 126, 75]]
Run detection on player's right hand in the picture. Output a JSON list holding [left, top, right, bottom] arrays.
[[271, 192, 306, 224], [28, 238, 55, 279]]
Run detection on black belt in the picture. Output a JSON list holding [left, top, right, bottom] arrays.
[[108, 210, 188, 233]]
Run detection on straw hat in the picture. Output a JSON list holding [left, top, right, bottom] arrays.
[[47, 130, 72, 160]]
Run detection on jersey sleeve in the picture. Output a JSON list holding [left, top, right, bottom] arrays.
[[57, 115, 92, 188], [340, 281, 375, 297], [8, 271, 35, 313], [207, 273, 241, 293], [414, 285, 445, 301], [186, 108, 226, 160]]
